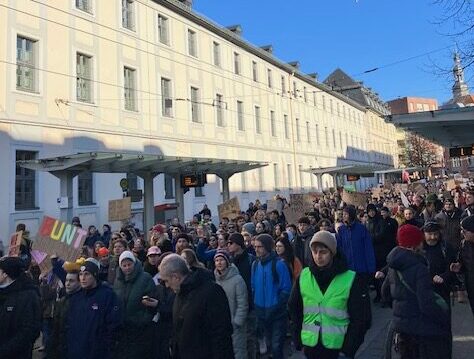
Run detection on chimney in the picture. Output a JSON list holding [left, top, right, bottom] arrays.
[[288, 61, 300, 70], [308, 73, 319, 81], [260, 45, 273, 54], [226, 25, 242, 36]]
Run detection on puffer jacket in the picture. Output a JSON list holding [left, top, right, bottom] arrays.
[[215, 264, 248, 359], [0, 274, 41, 359], [382, 247, 450, 337], [292, 227, 315, 267], [114, 261, 157, 359]]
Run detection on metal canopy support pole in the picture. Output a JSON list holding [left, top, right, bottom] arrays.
[[52, 171, 75, 224], [140, 172, 157, 232], [174, 174, 185, 224], [316, 174, 323, 191], [220, 173, 231, 202]]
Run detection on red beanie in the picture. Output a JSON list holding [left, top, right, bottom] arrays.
[[397, 224, 424, 248]]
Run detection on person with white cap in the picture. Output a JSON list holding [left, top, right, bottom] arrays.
[[288, 231, 371, 359], [113, 251, 158, 359]]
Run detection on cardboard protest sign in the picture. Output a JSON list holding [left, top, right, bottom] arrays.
[[108, 197, 132, 221], [283, 207, 302, 226], [445, 179, 457, 191], [371, 187, 383, 199], [7, 231, 22, 256], [383, 182, 393, 191], [342, 190, 368, 208], [266, 199, 279, 213], [218, 197, 241, 221], [290, 194, 315, 213], [33, 216, 88, 273], [394, 183, 408, 194]]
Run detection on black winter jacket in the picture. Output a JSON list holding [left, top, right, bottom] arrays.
[[0, 274, 41, 359], [288, 253, 371, 358], [382, 247, 450, 337], [435, 208, 463, 252], [372, 216, 397, 269], [172, 268, 234, 359], [292, 227, 316, 267], [232, 249, 254, 310]]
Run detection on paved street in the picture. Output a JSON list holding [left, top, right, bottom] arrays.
[[33, 296, 474, 359]]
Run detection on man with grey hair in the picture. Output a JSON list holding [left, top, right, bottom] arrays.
[[159, 254, 234, 359]]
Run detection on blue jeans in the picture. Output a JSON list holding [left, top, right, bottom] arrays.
[[258, 313, 287, 359]]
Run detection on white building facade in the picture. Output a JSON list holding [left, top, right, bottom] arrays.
[[0, 0, 397, 240]]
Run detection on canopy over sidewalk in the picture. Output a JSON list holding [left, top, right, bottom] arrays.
[[18, 152, 268, 229]]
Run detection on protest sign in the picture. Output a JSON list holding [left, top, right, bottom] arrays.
[[33, 216, 88, 273], [394, 183, 408, 194], [266, 199, 279, 213], [371, 187, 383, 199], [445, 179, 457, 191], [218, 197, 241, 220], [290, 194, 315, 213], [400, 191, 410, 208], [108, 197, 132, 221], [7, 231, 22, 256], [283, 207, 302, 226], [342, 190, 368, 208]]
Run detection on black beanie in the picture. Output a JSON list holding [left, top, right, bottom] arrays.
[[343, 205, 357, 222], [256, 233, 274, 253], [366, 204, 377, 213], [0, 256, 25, 280], [80, 259, 100, 280], [229, 233, 245, 248]]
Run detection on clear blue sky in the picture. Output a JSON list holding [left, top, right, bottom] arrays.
[[194, 0, 460, 104]]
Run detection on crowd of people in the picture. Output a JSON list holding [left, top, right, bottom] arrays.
[[0, 179, 473, 359]]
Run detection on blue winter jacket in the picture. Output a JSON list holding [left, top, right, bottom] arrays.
[[251, 253, 292, 316], [66, 283, 122, 359], [336, 222, 376, 274]]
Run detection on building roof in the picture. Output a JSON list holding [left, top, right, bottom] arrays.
[[387, 106, 474, 147], [17, 152, 267, 177], [155, 0, 367, 112], [324, 68, 391, 116]]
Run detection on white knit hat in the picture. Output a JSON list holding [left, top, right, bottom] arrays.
[[119, 250, 137, 264]]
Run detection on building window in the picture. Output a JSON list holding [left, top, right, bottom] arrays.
[[78, 172, 94, 206], [315, 124, 320, 145], [213, 41, 221, 67], [234, 52, 241, 75], [252, 61, 258, 81], [284, 114, 289, 139], [339, 131, 343, 149], [15, 150, 37, 210], [158, 15, 169, 45], [190, 86, 200, 123], [293, 81, 297, 98], [123, 66, 137, 111], [16, 36, 37, 92], [76, 53, 93, 103], [332, 129, 336, 148], [287, 164, 293, 189], [164, 174, 175, 199], [304, 87, 308, 102], [237, 100, 244, 130], [76, 0, 92, 13], [188, 29, 197, 57], [195, 186, 204, 197], [255, 106, 261, 134], [258, 167, 264, 192], [270, 110, 276, 137], [295, 118, 301, 142], [330, 99, 334, 113], [121, 0, 135, 31], [299, 165, 303, 188], [322, 95, 326, 110], [306, 121, 310, 143], [216, 93, 224, 127], [267, 69, 272, 88], [313, 91, 317, 107], [281, 76, 286, 96], [273, 163, 279, 190], [325, 127, 329, 146], [161, 77, 172, 117]]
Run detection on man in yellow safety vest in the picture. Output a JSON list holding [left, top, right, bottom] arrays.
[[288, 230, 371, 359]]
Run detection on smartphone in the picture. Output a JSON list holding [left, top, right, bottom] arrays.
[[142, 295, 151, 301]]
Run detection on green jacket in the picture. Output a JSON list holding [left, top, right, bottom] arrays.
[[113, 261, 156, 327]]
